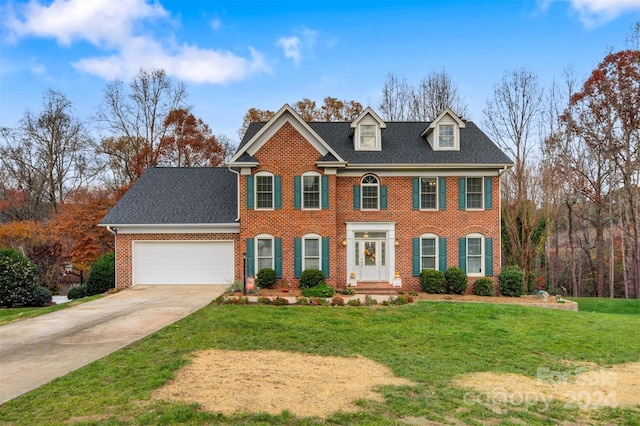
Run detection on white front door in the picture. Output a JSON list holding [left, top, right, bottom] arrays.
[[356, 237, 386, 281]]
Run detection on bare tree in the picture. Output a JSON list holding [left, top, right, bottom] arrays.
[[95, 68, 188, 186], [483, 68, 546, 289], [0, 90, 93, 218], [379, 73, 412, 120]]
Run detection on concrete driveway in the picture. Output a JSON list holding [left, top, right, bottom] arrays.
[[0, 285, 227, 404]]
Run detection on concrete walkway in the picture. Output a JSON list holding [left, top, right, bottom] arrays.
[[0, 285, 227, 404]]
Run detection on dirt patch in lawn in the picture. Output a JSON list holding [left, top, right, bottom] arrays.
[[454, 361, 640, 411], [151, 349, 415, 418]]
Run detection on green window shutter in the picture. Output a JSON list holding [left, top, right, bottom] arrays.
[[322, 237, 330, 277], [246, 175, 254, 209], [293, 176, 301, 209], [274, 238, 282, 278], [380, 185, 388, 210], [294, 238, 302, 278], [353, 185, 361, 209], [321, 176, 329, 209], [438, 237, 447, 271], [484, 177, 493, 210], [485, 237, 494, 277], [439, 177, 446, 210], [412, 238, 420, 276], [246, 238, 255, 277], [274, 175, 282, 209], [458, 237, 467, 273], [458, 177, 466, 210], [412, 178, 420, 210]]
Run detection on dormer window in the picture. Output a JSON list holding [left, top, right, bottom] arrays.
[[350, 107, 386, 151], [360, 125, 376, 149], [438, 124, 454, 148]]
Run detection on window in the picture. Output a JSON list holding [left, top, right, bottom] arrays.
[[420, 178, 437, 209], [303, 173, 320, 209], [303, 236, 320, 270], [360, 124, 376, 149], [256, 173, 273, 209], [256, 236, 273, 271], [421, 235, 438, 270], [466, 177, 483, 209], [361, 175, 379, 210], [439, 124, 454, 148], [467, 235, 483, 275]]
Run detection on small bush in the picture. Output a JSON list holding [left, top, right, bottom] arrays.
[[499, 266, 525, 297], [331, 296, 344, 306], [301, 283, 334, 298], [309, 297, 327, 306], [256, 268, 277, 289], [420, 270, 446, 294], [445, 267, 468, 294], [0, 248, 40, 307], [296, 296, 308, 305], [85, 253, 115, 296], [257, 297, 273, 305], [347, 299, 362, 306], [273, 297, 289, 306], [298, 269, 325, 289], [27, 286, 52, 307], [67, 285, 87, 300], [473, 278, 495, 296], [364, 295, 378, 306]]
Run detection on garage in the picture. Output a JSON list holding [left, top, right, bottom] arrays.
[[133, 241, 234, 285]]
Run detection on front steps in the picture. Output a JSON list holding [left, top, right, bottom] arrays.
[[351, 282, 398, 295]]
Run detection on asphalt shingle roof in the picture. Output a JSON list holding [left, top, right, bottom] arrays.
[[100, 167, 237, 225], [240, 121, 513, 166]]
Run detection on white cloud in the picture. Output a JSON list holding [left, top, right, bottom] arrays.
[[5, 0, 269, 83], [277, 36, 302, 66], [210, 18, 222, 31], [540, 0, 640, 27]]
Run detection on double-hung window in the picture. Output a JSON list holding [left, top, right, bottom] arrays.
[[466, 177, 483, 209], [420, 177, 437, 209], [361, 175, 379, 210], [303, 236, 320, 270], [360, 124, 376, 149], [421, 235, 438, 270], [303, 174, 320, 209], [256, 236, 274, 271], [467, 235, 483, 275], [256, 174, 273, 209], [439, 124, 454, 148]]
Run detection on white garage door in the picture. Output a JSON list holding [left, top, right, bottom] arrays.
[[133, 241, 234, 285]]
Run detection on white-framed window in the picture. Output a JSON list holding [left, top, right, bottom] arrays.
[[361, 174, 379, 210], [302, 233, 321, 271], [255, 172, 274, 209], [467, 233, 484, 276], [359, 124, 376, 149], [256, 234, 274, 271], [420, 233, 438, 270], [420, 177, 438, 210], [466, 177, 483, 209], [438, 124, 454, 148], [302, 172, 320, 210]]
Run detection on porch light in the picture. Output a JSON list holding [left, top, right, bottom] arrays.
[[395, 239, 399, 246], [342, 239, 347, 246]]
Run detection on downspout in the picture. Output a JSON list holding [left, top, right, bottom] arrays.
[[106, 226, 117, 235], [228, 166, 241, 222], [106, 226, 118, 290]]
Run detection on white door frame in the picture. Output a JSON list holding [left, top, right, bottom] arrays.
[[345, 222, 396, 284]]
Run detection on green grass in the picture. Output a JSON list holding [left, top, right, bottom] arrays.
[[1, 300, 639, 425], [0, 295, 103, 326], [569, 297, 640, 315]]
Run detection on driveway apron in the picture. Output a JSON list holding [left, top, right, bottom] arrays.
[[0, 285, 226, 404]]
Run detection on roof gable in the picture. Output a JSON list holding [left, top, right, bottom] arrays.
[[350, 107, 386, 130], [229, 104, 345, 165]]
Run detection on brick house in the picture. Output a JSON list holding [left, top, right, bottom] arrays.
[[100, 104, 513, 292]]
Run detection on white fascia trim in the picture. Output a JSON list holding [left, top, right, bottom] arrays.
[[227, 161, 259, 168], [316, 161, 347, 168], [229, 104, 345, 164], [100, 223, 240, 234], [341, 163, 513, 170], [350, 107, 386, 129], [338, 168, 507, 177], [421, 108, 466, 136]]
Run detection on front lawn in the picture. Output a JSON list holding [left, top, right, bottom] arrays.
[[0, 294, 103, 326], [1, 300, 638, 425], [568, 297, 640, 315]]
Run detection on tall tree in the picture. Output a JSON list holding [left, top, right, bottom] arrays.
[[95, 68, 188, 186], [379, 71, 468, 121], [483, 68, 547, 289], [0, 90, 93, 218]]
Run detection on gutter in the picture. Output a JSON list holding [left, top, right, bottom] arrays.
[[106, 226, 117, 235]]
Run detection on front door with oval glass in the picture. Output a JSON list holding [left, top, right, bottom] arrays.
[[354, 232, 387, 281]]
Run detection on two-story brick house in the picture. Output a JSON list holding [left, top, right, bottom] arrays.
[[100, 104, 513, 292]]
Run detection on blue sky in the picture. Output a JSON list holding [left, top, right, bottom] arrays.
[[1, 0, 638, 144]]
